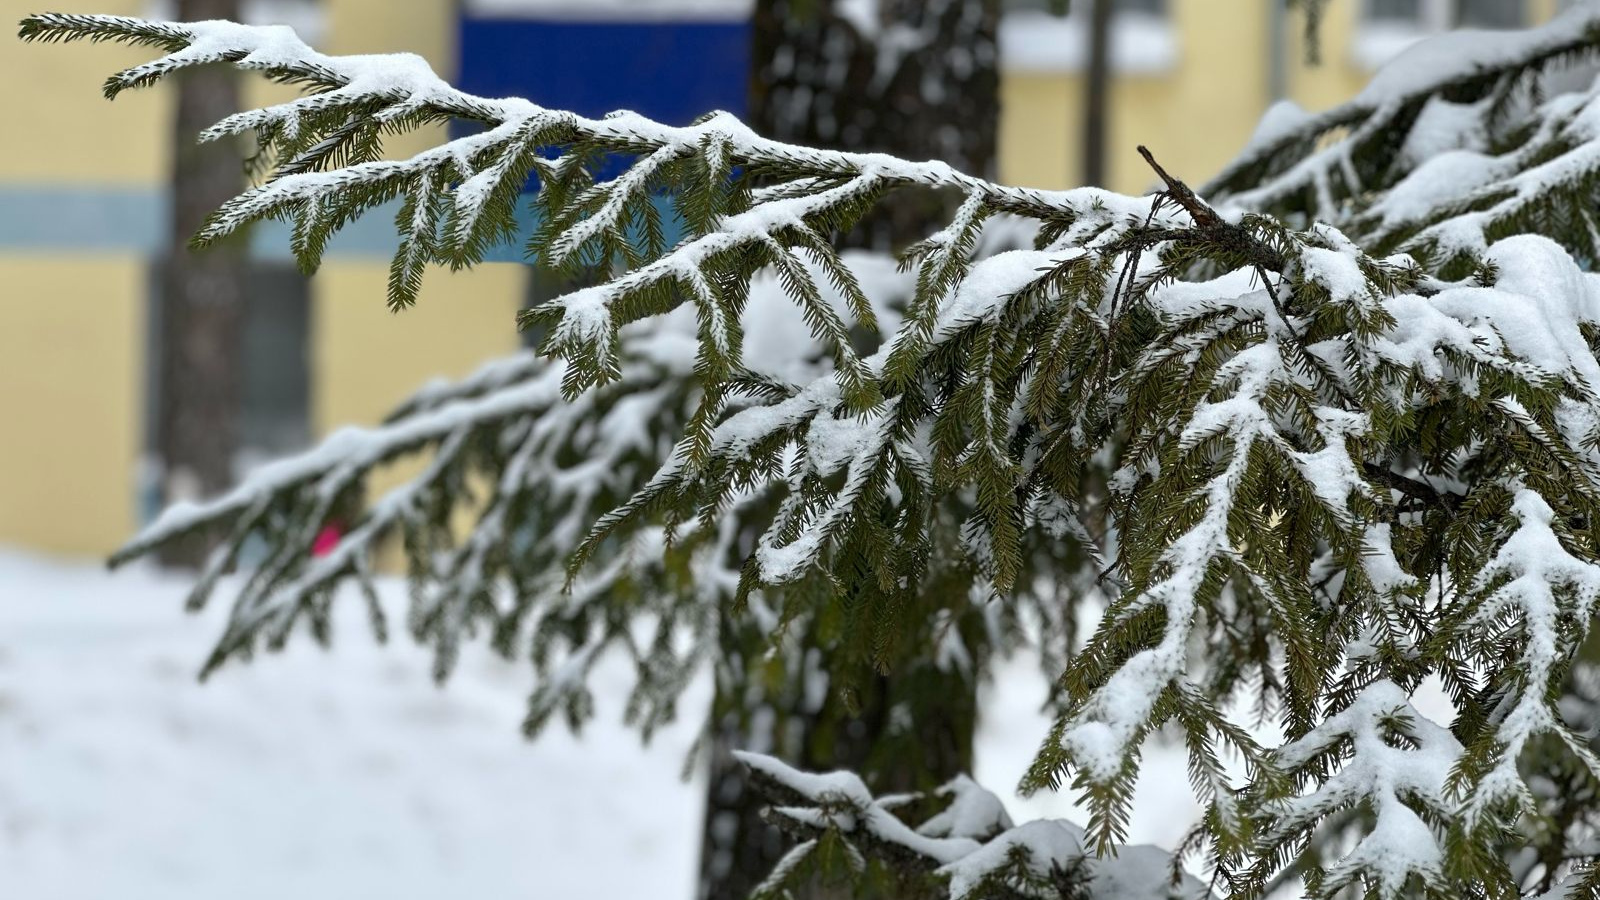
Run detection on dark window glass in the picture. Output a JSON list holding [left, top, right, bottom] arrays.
[[144, 260, 312, 460], [1366, 0, 1424, 21], [1457, 0, 1524, 28], [1002, 0, 1165, 15]]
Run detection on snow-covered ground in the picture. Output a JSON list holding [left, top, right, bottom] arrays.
[[0, 549, 1194, 899]]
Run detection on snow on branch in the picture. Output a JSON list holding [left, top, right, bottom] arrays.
[[1206, 5, 1600, 218], [1253, 680, 1463, 899], [1449, 489, 1600, 823], [735, 751, 1211, 900], [17, 12, 1167, 401]]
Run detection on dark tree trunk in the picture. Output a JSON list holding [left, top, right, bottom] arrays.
[[1082, 0, 1114, 187], [698, 4, 1000, 897], [698, 630, 979, 900], [157, 0, 248, 568], [749, 0, 1001, 249]]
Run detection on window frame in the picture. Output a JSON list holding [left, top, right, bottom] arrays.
[[1361, 0, 1526, 31]]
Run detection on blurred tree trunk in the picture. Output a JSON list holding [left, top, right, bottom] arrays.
[[157, 0, 247, 567], [1082, 0, 1114, 187], [697, 3, 999, 898], [750, 0, 1000, 248]]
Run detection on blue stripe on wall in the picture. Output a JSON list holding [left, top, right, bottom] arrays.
[[0, 185, 687, 264]]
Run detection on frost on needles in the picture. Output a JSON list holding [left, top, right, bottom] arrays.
[[19, 6, 1600, 898]]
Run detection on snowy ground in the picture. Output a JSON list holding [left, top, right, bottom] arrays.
[[0, 549, 1196, 899]]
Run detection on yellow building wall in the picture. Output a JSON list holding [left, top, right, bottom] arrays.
[[312, 260, 527, 568], [0, 256, 144, 556], [1, 0, 461, 183], [998, 0, 1562, 195], [0, 0, 509, 558], [312, 261, 526, 434], [0, 0, 1573, 558], [1001, 0, 1271, 195]]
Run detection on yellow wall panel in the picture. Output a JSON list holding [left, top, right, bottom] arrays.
[[2, 0, 170, 185], [999, 74, 1077, 191], [0, 255, 142, 557], [311, 260, 526, 434], [310, 259, 526, 569], [999, 0, 1276, 196]]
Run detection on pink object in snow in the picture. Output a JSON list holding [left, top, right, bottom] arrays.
[[312, 524, 342, 557]]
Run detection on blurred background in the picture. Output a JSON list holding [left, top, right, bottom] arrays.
[[0, 1, 1575, 897], [0, 0, 1572, 559]]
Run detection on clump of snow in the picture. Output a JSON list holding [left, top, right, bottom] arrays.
[[741, 726, 1213, 900], [732, 749, 875, 808], [1457, 488, 1600, 818], [1362, 524, 1416, 595], [1241, 99, 1313, 157], [1269, 680, 1462, 897], [932, 249, 1079, 341], [1398, 96, 1489, 168], [1300, 243, 1373, 303], [1373, 149, 1502, 228], [938, 819, 1085, 899], [835, 0, 880, 38], [1371, 236, 1600, 393], [917, 775, 1013, 841], [806, 411, 873, 477], [1433, 235, 1600, 385], [1356, 6, 1600, 107], [1088, 843, 1209, 900]]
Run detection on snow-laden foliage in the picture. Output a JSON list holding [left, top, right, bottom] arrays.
[[1207, 11, 1600, 271], [734, 749, 1210, 900], [1248, 680, 1464, 898], [20, 6, 1600, 897]]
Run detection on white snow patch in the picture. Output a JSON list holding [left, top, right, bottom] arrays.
[[0, 550, 708, 900]]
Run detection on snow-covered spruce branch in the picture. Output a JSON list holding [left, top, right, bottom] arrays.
[[100, 239, 1074, 747], [1245, 680, 1464, 898], [18, 12, 1164, 403], [25, 9, 1600, 896], [1205, 4, 1600, 262], [735, 751, 1210, 900]]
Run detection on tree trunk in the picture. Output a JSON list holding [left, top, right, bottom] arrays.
[[749, 0, 1001, 249], [157, 0, 247, 568], [698, 4, 1000, 897], [1083, 0, 1114, 188]]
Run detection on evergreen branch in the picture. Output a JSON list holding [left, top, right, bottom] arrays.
[[20, 13, 1184, 379], [1362, 462, 1461, 513], [735, 751, 1212, 900], [1204, 6, 1600, 209]]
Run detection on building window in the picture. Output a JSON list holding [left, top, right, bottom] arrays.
[[142, 261, 312, 501], [1361, 0, 1525, 30], [1003, 0, 1166, 15], [999, 0, 1177, 74], [1356, 0, 1526, 69], [146, 0, 325, 42], [1366, 0, 1424, 21], [1455, 0, 1524, 28]]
